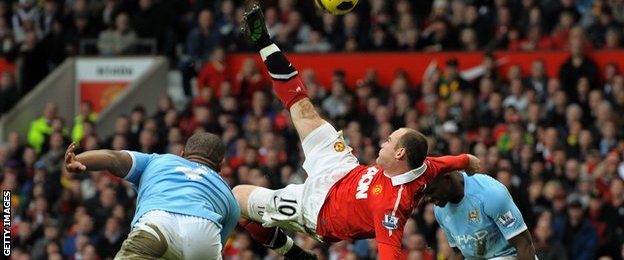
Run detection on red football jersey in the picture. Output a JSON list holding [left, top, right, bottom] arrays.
[[316, 154, 469, 259]]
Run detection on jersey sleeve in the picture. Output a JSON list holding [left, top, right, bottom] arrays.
[[123, 151, 152, 186], [434, 208, 457, 248], [426, 154, 469, 174], [482, 184, 528, 240]]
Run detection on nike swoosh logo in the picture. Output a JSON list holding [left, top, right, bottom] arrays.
[[288, 86, 303, 93]]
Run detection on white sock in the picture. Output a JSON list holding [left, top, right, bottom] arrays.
[[260, 43, 280, 61], [274, 236, 294, 256]]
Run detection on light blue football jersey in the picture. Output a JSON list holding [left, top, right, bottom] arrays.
[[434, 172, 527, 259], [124, 151, 240, 246]]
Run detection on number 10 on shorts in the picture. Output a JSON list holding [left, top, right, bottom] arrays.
[[274, 196, 298, 217]]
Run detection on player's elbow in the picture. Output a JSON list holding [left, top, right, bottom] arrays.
[[510, 231, 536, 259], [107, 150, 132, 177], [516, 241, 535, 255]]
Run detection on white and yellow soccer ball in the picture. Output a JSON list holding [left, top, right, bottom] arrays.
[[314, 0, 359, 15]]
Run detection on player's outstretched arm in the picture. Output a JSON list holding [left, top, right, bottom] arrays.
[[427, 154, 480, 174], [64, 142, 132, 178], [508, 230, 537, 260]]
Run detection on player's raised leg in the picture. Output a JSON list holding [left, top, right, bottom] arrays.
[[241, 2, 326, 141], [234, 3, 323, 259]]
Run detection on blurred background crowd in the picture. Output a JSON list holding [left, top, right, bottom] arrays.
[[0, 0, 624, 259]]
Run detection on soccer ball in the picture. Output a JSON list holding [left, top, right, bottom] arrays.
[[314, 0, 359, 15]]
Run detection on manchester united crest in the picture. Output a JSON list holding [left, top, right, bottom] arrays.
[[333, 141, 345, 152], [468, 209, 480, 224], [372, 184, 382, 195]]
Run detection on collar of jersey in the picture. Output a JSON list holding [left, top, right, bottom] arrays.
[[390, 161, 428, 186]]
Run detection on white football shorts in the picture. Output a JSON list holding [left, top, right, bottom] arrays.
[[246, 123, 359, 238], [115, 210, 223, 260]]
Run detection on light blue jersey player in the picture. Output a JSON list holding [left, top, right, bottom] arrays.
[[423, 171, 537, 260], [64, 133, 240, 260]]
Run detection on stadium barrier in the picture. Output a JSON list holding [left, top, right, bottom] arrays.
[[0, 56, 169, 140], [226, 50, 624, 89]]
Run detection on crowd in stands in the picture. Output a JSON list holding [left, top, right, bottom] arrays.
[[0, 0, 624, 259], [2, 0, 624, 110]]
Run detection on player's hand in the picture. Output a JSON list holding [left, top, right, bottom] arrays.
[[465, 154, 480, 175], [65, 142, 86, 172]]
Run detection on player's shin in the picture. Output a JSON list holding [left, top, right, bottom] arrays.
[[259, 44, 309, 109], [239, 219, 315, 259]]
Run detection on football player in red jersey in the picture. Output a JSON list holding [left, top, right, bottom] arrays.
[[233, 3, 481, 259]]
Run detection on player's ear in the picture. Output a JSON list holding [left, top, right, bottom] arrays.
[[180, 150, 185, 157], [394, 147, 406, 159]]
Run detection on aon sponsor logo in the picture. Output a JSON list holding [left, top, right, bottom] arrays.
[[356, 167, 379, 199]]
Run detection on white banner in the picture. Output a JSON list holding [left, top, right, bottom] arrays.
[[76, 58, 154, 82]]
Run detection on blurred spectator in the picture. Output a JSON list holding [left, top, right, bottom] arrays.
[[508, 25, 554, 51], [339, 12, 367, 51], [72, 101, 98, 143], [559, 28, 600, 94], [14, 220, 36, 251], [234, 58, 266, 103], [264, 6, 282, 39], [553, 197, 598, 260], [422, 18, 457, 51], [319, 13, 342, 51], [128, 105, 146, 142], [322, 80, 350, 121], [179, 8, 221, 98], [534, 211, 568, 260], [40, 0, 60, 36], [437, 59, 470, 101], [103, 114, 133, 150], [32, 220, 61, 260], [553, 11, 576, 48], [65, 12, 98, 55], [27, 102, 58, 154], [294, 30, 332, 53], [459, 27, 479, 51], [370, 24, 397, 51], [216, 0, 248, 52], [11, 0, 42, 43], [18, 30, 48, 94], [587, 6, 620, 48], [42, 19, 70, 69], [604, 26, 622, 49], [197, 47, 227, 98], [132, 0, 171, 54], [40, 131, 68, 175], [0, 71, 19, 115], [0, 18, 15, 57], [96, 12, 137, 55], [95, 0, 122, 31], [280, 10, 312, 48], [95, 215, 124, 258]]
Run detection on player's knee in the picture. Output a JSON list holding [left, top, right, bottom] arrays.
[[232, 185, 252, 201], [232, 185, 257, 218]]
